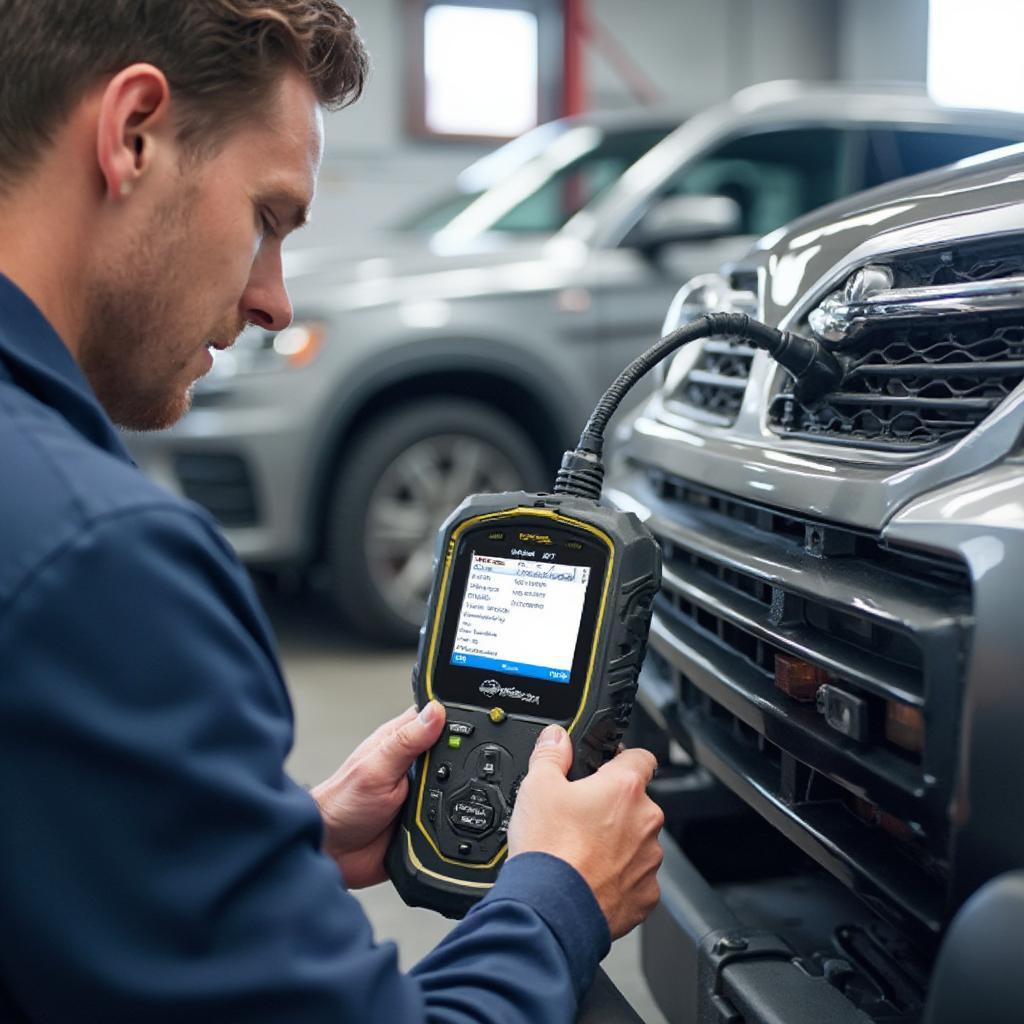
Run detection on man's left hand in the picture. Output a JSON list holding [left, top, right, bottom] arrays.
[[312, 701, 446, 888]]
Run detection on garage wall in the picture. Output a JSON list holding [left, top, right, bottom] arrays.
[[584, 0, 838, 112], [837, 0, 929, 84], [301, 0, 909, 249], [304, 1, 484, 247]]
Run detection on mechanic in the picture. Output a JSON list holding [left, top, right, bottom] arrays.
[[0, 2, 664, 1021]]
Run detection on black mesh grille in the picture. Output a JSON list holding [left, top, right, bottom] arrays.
[[892, 240, 1024, 289], [668, 337, 756, 424], [729, 268, 759, 293], [769, 240, 1024, 451], [770, 318, 1024, 449]]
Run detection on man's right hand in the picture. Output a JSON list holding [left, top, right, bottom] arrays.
[[506, 724, 665, 939]]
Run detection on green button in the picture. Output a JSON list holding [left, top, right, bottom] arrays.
[[447, 735, 463, 750]]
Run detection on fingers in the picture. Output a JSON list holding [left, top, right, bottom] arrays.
[[393, 704, 419, 728], [347, 704, 419, 760], [598, 746, 658, 787], [527, 724, 573, 779], [379, 700, 446, 776], [418, 700, 446, 731]]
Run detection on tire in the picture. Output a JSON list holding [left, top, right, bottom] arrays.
[[326, 398, 549, 646]]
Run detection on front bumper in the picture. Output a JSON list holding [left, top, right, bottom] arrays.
[[612, 421, 1024, 1019], [125, 393, 320, 566], [643, 828, 875, 1023]]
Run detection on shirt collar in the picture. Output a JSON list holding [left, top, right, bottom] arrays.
[[0, 273, 134, 462]]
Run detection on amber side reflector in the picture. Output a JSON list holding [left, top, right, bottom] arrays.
[[850, 797, 915, 842], [774, 652, 828, 701], [885, 702, 925, 755]]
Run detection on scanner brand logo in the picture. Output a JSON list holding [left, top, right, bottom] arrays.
[[518, 532, 553, 545], [480, 679, 541, 705]]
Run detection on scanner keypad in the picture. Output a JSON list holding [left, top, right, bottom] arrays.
[[422, 720, 523, 862]]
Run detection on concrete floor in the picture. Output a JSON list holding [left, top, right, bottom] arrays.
[[271, 586, 668, 1024]]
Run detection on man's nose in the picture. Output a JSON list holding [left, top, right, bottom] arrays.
[[241, 255, 293, 332]]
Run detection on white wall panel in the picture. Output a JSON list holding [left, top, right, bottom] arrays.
[[838, 0, 928, 84]]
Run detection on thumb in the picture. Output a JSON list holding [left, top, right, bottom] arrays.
[[381, 700, 446, 775], [528, 724, 572, 778]]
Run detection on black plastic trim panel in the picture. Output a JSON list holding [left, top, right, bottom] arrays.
[[629, 468, 972, 946]]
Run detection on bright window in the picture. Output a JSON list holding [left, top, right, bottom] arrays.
[[928, 0, 1024, 113], [423, 5, 539, 137]]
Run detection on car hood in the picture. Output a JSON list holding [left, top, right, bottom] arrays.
[[752, 142, 1024, 324], [282, 232, 573, 312]]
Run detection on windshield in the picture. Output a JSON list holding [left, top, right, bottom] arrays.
[[398, 192, 481, 233], [400, 121, 674, 241]]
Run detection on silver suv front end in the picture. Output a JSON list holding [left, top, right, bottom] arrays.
[[611, 203, 1024, 1018]]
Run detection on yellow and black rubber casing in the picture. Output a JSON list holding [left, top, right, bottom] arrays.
[[385, 490, 661, 919]]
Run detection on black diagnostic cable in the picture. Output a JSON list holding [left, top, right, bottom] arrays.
[[554, 312, 844, 500], [387, 311, 845, 918]]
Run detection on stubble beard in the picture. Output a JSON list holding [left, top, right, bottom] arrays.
[[80, 272, 193, 432], [79, 186, 238, 432]]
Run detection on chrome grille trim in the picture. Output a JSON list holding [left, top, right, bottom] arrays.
[[771, 237, 1024, 452], [809, 274, 1024, 341]]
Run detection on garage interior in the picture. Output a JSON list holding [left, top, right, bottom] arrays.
[[251, 2, 1021, 1021], [5, 0, 1024, 1020]]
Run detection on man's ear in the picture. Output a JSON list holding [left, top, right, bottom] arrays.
[[95, 63, 172, 202]]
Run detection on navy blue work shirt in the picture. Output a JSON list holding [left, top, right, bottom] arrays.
[[0, 274, 610, 1022]]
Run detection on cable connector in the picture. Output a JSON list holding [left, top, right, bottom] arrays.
[[554, 447, 605, 501], [763, 328, 844, 405], [552, 311, 847, 499]]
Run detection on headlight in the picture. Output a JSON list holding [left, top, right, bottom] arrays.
[[207, 321, 326, 380]]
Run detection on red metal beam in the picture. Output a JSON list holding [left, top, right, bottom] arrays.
[[563, 0, 588, 116], [585, 12, 662, 107]]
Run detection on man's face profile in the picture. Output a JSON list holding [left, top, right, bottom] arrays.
[[79, 70, 323, 432]]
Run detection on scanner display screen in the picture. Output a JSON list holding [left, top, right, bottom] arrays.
[[450, 554, 590, 683], [431, 518, 610, 721]]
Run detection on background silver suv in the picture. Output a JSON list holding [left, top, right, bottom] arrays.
[[610, 142, 1024, 1022], [128, 82, 1024, 644]]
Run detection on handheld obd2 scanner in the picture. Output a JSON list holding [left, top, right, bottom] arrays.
[[386, 491, 660, 918], [386, 313, 845, 917]]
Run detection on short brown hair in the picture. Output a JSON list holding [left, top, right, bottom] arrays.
[[0, 0, 368, 186]]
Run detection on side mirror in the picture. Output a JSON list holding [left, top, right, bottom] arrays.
[[631, 194, 743, 252]]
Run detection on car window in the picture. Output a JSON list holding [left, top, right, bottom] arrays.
[[893, 130, 1019, 178], [861, 130, 903, 190], [488, 127, 673, 233], [661, 128, 853, 237], [396, 120, 572, 233], [857, 130, 1021, 191], [397, 192, 481, 232]]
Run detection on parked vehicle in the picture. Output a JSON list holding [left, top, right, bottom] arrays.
[[395, 110, 677, 238], [127, 82, 1024, 644], [610, 142, 1024, 1022]]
